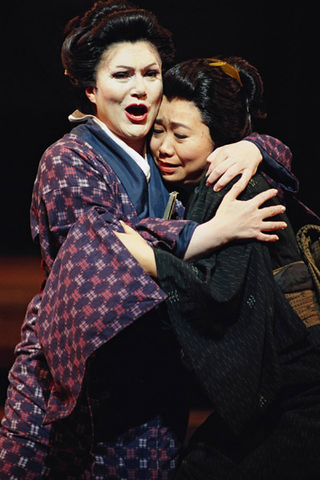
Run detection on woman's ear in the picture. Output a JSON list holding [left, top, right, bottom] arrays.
[[85, 86, 97, 105]]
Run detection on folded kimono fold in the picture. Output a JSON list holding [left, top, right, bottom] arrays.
[[35, 206, 172, 424]]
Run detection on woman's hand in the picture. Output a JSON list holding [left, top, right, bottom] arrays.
[[114, 221, 157, 277], [206, 140, 262, 193], [214, 185, 287, 242], [184, 186, 287, 262]]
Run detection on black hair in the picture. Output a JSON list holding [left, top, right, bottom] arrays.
[[61, 0, 175, 113], [163, 56, 266, 147]]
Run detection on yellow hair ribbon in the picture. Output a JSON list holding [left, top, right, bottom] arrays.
[[206, 58, 242, 86]]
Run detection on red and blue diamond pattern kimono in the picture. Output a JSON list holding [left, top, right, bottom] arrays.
[[0, 119, 192, 479]]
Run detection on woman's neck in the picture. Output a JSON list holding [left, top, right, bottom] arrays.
[[126, 138, 146, 157]]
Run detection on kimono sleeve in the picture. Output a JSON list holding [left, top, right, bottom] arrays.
[[245, 134, 320, 227], [36, 205, 168, 424], [245, 133, 299, 194], [134, 217, 197, 258], [32, 138, 116, 224]]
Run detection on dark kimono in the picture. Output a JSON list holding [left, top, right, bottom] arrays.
[[155, 174, 320, 479]]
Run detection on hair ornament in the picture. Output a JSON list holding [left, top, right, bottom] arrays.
[[206, 58, 242, 86]]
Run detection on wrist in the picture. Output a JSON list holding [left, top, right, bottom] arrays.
[[242, 139, 263, 164], [184, 217, 230, 262], [143, 248, 158, 278]]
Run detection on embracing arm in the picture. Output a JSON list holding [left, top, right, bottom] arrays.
[[205, 134, 298, 194], [183, 184, 286, 262], [115, 180, 287, 274]]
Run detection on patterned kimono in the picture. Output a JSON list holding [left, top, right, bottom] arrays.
[[0, 118, 295, 479], [0, 119, 194, 479]]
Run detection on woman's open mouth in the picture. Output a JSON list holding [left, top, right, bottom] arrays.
[[125, 104, 148, 122]]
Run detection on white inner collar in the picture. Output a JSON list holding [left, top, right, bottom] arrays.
[[69, 110, 151, 182]]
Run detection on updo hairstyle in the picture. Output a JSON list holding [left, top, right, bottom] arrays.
[[61, 0, 175, 113], [163, 56, 267, 147]]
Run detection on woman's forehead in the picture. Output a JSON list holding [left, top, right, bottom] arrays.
[[157, 97, 202, 125], [99, 40, 162, 69]]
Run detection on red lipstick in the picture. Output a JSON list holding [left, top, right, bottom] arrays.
[[125, 104, 148, 122]]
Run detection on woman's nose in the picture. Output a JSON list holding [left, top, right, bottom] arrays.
[[131, 75, 147, 98], [159, 136, 174, 157]]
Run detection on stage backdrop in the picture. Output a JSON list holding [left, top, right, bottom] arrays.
[[1, 0, 316, 255]]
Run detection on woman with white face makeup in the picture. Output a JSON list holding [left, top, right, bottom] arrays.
[[0, 0, 297, 477], [0, 3, 190, 478], [118, 57, 320, 479]]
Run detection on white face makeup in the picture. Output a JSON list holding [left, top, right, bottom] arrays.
[[86, 41, 163, 155], [150, 97, 214, 187]]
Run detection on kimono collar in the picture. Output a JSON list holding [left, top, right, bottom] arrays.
[[70, 115, 170, 219], [69, 110, 150, 181]]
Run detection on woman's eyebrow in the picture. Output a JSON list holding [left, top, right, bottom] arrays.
[[171, 121, 190, 129], [114, 62, 159, 69], [154, 118, 191, 129]]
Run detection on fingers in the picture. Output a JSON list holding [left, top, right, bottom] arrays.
[[228, 188, 286, 218], [222, 174, 251, 199], [261, 219, 287, 231], [213, 170, 236, 192], [206, 140, 262, 191], [254, 193, 287, 233], [205, 164, 227, 187], [256, 219, 288, 242], [232, 170, 252, 193], [206, 166, 240, 191], [259, 203, 286, 219], [205, 150, 232, 187], [256, 232, 280, 243], [249, 188, 279, 207], [206, 146, 224, 168], [206, 162, 253, 192]]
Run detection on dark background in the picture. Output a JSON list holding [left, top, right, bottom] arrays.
[[1, 0, 318, 256]]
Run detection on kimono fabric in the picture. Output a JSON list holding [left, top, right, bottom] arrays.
[[0, 119, 195, 479], [155, 173, 320, 480], [0, 121, 301, 478]]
